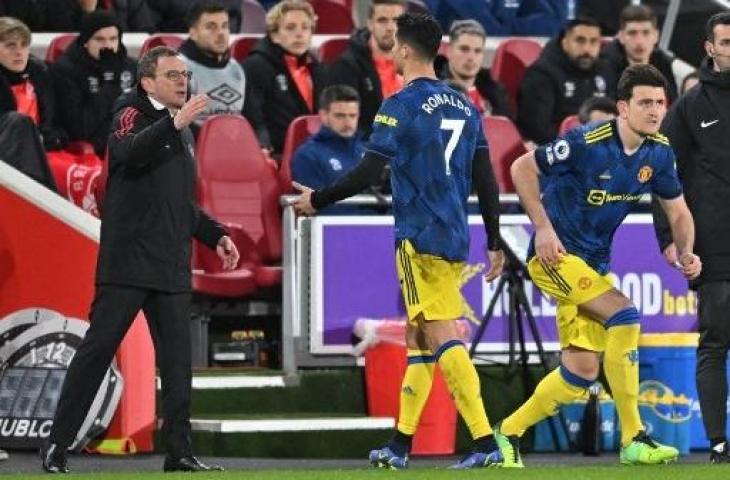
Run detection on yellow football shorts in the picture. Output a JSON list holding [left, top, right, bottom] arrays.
[[527, 253, 615, 352], [396, 240, 466, 323]]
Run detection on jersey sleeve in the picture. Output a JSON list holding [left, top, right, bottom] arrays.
[[533, 130, 581, 176], [651, 147, 683, 199], [365, 97, 410, 160]]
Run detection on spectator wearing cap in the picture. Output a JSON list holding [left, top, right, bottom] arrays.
[[326, 0, 406, 137], [435, 19, 513, 119], [50, 10, 137, 155], [242, 0, 326, 157]]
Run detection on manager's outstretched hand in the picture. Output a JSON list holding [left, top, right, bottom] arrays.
[[217, 235, 239, 270], [173, 94, 208, 130], [292, 181, 316, 216]]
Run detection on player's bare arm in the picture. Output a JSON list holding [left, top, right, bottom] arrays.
[[657, 195, 701, 280]]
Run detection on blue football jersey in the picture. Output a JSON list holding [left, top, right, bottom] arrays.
[[366, 77, 488, 261], [532, 120, 682, 274]]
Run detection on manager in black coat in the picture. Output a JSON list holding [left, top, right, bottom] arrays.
[[41, 46, 239, 474]]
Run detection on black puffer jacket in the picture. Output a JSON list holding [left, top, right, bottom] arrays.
[[98, 86, 226, 292], [518, 36, 616, 143], [51, 40, 137, 155], [242, 36, 326, 154], [653, 57, 730, 284]]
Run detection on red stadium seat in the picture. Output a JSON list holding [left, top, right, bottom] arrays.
[[139, 34, 184, 56], [482, 116, 528, 193], [318, 37, 349, 64], [194, 115, 283, 294], [231, 36, 259, 63], [491, 38, 542, 113], [310, 0, 354, 34], [45, 34, 77, 63], [558, 114, 581, 136], [240, 0, 267, 33], [279, 115, 322, 192]]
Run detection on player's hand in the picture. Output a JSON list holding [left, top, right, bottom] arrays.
[[535, 224, 566, 267], [484, 249, 505, 282], [292, 181, 316, 216], [216, 235, 239, 270], [663, 242, 678, 266], [678, 252, 701, 280], [173, 94, 208, 130]]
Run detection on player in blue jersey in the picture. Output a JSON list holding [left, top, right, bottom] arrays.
[[293, 12, 506, 469], [495, 64, 702, 467]]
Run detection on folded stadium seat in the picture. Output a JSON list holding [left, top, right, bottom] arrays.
[[558, 114, 581, 136], [482, 116, 528, 193], [279, 114, 322, 192], [45, 34, 77, 63], [240, 0, 267, 33], [194, 114, 284, 294], [309, 0, 354, 34], [139, 34, 184, 56], [318, 37, 349, 64], [231, 37, 259, 63], [491, 38, 542, 113]]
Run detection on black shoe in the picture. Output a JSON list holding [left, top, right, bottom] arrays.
[[163, 455, 224, 472], [40, 441, 69, 474], [710, 443, 730, 463]]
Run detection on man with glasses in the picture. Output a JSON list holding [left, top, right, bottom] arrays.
[[40, 46, 240, 474]]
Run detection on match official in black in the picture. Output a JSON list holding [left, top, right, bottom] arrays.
[[653, 12, 730, 463], [41, 46, 239, 473]]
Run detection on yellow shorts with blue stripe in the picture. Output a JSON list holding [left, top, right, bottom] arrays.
[[527, 254, 614, 352], [396, 240, 466, 323]]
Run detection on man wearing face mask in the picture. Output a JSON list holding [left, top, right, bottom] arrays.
[[518, 17, 616, 144], [652, 12, 730, 463], [50, 11, 137, 156], [242, 0, 326, 157]]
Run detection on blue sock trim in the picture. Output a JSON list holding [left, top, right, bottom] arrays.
[[559, 365, 594, 389], [434, 340, 464, 361], [604, 307, 640, 329], [407, 355, 435, 365]]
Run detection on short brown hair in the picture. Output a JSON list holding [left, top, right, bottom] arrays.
[[137, 46, 180, 82], [619, 5, 657, 30], [265, 0, 316, 35], [0, 17, 31, 46], [368, 0, 407, 19], [617, 64, 667, 101]]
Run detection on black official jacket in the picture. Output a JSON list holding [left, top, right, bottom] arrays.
[[98, 86, 226, 292], [653, 57, 730, 284]]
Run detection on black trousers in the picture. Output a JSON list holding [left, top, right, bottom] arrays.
[[50, 285, 193, 458], [696, 281, 730, 443]]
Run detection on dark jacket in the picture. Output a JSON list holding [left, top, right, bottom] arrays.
[[326, 28, 383, 137], [600, 39, 678, 103], [242, 36, 326, 154], [434, 54, 514, 120], [518, 36, 615, 143], [16, 0, 157, 32], [51, 41, 137, 155], [653, 57, 730, 284], [0, 56, 68, 151], [98, 86, 226, 291]]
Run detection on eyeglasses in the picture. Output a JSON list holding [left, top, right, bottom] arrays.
[[156, 70, 192, 81]]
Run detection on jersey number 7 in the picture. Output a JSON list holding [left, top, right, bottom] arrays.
[[441, 118, 465, 175]]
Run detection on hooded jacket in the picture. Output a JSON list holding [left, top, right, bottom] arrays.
[[518, 36, 616, 144], [600, 38, 677, 103], [0, 56, 67, 150], [98, 86, 226, 291], [326, 28, 383, 137], [241, 36, 326, 154], [50, 40, 137, 155], [653, 57, 730, 284], [434, 54, 514, 120]]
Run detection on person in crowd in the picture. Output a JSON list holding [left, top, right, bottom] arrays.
[[51, 10, 137, 156], [327, 0, 406, 136], [652, 12, 730, 464], [147, 0, 241, 32], [577, 95, 617, 124], [600, 4, 677, 103], [435, 19, 513, 118], [41, 46, 239, 474], [178, 0, 247, 131], [518, 16, 615, 144], [242, 0, 326, 157]]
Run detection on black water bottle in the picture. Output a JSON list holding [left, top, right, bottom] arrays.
[[580, 384, 602, 456]]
